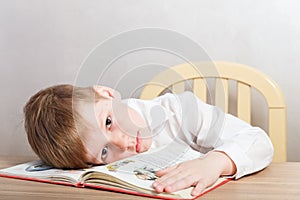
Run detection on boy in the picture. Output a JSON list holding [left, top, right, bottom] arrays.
[[24, 84, 273, 196]]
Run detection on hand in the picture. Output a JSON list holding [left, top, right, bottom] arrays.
[[152, 151, 236, 196]]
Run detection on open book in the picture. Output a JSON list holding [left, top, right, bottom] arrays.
[[0, 141, 229, 199]]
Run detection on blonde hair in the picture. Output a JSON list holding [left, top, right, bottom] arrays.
[[24, 84, 102, 169]]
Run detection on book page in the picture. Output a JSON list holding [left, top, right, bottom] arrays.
[[135, 140, 204, 169], [84, 141, 204, 195], [0, 160, 86, 184]]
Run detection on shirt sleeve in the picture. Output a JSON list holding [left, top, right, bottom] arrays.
[[175, 91, 274, 179]]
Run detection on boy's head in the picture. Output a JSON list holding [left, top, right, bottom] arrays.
[[24, 84, 152, 169]]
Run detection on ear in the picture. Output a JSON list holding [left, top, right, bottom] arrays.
[[93, 85, 121, 100]]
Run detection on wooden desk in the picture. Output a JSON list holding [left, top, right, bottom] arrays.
[[0, 156, 300, 200]]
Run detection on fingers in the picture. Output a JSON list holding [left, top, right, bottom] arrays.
[[153, 165, 196, 193], [153, 174, 195, 193], [191, 181, 206, 196], [152, 158, 220, 196], [155, 165, 176, 177], [154, 173, 207, 196]]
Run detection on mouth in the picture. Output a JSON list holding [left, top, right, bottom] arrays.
[[136, 131, 141, 153]]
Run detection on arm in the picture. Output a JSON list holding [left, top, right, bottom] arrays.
[[153, 91, 274, 195]]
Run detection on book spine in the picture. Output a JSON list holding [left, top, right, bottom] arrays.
[[75, 182, 85, 188]]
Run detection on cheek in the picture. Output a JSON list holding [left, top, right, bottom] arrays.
[[112, 103, 148, 137], [127, 108, 147, 129], [107, 149, 137, 163], [113, 106, 147, 134]]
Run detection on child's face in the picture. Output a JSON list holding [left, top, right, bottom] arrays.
[[78, 92, 152, 165]]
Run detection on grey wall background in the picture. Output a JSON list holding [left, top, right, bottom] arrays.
[[0, 0, 299, 161]]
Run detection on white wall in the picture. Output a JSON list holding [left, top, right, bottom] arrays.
[[0, 0, 299, 161]]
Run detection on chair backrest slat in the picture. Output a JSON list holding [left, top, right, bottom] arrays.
[[237, 82, 251, 123], [193, 78, 207, 102], [215, 78, 229, 113]]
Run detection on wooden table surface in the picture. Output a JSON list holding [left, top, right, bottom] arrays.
[[0, 156, 300, 200]]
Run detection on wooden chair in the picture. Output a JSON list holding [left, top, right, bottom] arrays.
[[140, 62, 286, 162]]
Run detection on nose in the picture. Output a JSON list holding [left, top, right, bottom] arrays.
[[110, 132, 126, 150], [109, 131, 134, 152]]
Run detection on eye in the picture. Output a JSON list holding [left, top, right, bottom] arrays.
[[106, 116, 112, 129], [101, 146, 108, 160]]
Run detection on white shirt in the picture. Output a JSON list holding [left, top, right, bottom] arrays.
[[123, 91, 274, 179]]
